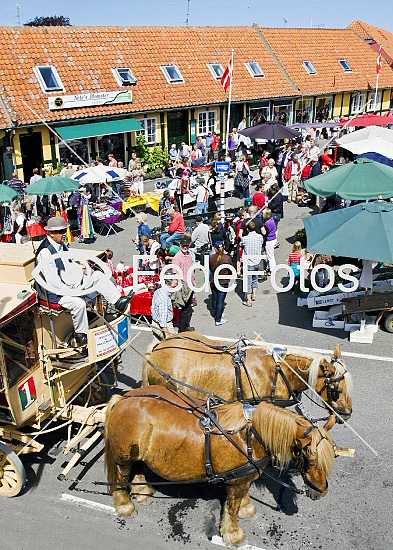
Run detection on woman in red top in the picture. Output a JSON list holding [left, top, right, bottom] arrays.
[[252, 184, 265, 211], [258, 151, 269, 178]]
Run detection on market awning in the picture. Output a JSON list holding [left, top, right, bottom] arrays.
[[55, 118, 143, 141]]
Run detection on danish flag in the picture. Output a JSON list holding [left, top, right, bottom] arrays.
[[220, 59, 233, 91], [376, 45, 382, 74]]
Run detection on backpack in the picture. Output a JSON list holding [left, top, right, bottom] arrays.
[[241, 163, 249, 177], [224, 225, 236, 251]]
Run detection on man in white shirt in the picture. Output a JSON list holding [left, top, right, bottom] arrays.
[[308, 139, 320, 162], [35, 217, 133, 347], [191, 215, 210, 261], [189, 177, 210, 215], [30, 168, 42, 185]]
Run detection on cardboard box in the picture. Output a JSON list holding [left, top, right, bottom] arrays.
[[297, 297, 308, 307], [312, 311, 345, 330]]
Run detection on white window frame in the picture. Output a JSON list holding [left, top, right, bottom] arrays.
[[207, 63, 224, 80], [111, 67, 137, 86], [33, 66, 64, 93], [244, 62, 264, 78], [351, 93, 365, 114], [198, 110, 217, 135], [338, 59, 352, 73], [302, 61, 317, 75], [368, 92, 381, 112], [160, 65, 184, 83], [135, 117, 157, 144]]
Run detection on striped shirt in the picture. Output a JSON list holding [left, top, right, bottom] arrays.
[[151, 287, 173, 327], [241, 231, 264, 267]]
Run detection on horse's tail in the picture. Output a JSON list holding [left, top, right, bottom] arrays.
[[104, 394, 123, 491], [141, 341, 155, 386]]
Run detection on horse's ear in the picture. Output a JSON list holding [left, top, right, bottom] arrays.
[[320, 358, 330, 373], [333, 344, 342, 359]]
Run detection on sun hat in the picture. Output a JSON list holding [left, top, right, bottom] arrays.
[[44, 217, 69, 231]]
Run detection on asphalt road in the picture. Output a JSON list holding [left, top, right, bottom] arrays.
[[1, 177, 392, 550]]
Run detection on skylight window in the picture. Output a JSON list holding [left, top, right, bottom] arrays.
[[161, 65, 184, 83], [112, 68, 137, 86], [244, 62, 264, 78], [207, 63, 224, 80], [338, 59, 352, 72], [302, 61, 317, 75], [33, 66, 64, 92]]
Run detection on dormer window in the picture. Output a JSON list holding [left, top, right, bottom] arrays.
[[338, 59, 352, 72], [207, 63, 224, 80], [302, 61, 317, 75], [161, 65, 184, 83], [33, 66, 64, 92], [112, 68, 137, 86], [244, 62, 264, 78]]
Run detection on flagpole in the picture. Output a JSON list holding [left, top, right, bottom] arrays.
[[375, 45, 382, 111], [225, 49, 234, 155]]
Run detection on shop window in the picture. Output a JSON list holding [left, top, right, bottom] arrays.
[[368, 92, 380, 112], [295, 99, 312, 123], [136, 118, 157, 144], [112, 68, 137, 86], [351, 93, 365, 114], [98, 133, 126, 163], [59, 138, 89, 166], [244, 62, 264, 78], [249, 106, 269, 125], [338, 60, 352, 72], [302, 61, 317, 75], [0, 312, 39, 388], [160, 65, 184, 83], [33, 66, 64, 92], [207, 63, 224, 80], [198, 111, 216, 135], [273, 105, 291, 125]]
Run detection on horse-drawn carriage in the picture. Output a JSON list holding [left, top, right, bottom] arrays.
[[0, 242, 132, 496]]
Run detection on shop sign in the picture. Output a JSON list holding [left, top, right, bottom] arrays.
[[190, 119, 196, 143], [18, 377, 37, 411], [48, 90, 133, 111]]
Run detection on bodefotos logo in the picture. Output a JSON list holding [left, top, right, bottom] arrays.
[[32, 251, 112, 296], [132, 256, 360, 294]]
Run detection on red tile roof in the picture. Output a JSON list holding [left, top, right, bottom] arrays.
[[349, 21, 393, 60], [259, 27, 393, 96], [0, 26, 298, 127]]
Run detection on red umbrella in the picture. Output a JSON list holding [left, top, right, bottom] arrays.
[[340, 114, 393, 127]]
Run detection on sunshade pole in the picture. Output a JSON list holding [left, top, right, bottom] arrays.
[[19, 99, 136, 215]]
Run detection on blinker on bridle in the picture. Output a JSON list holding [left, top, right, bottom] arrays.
[[295, 426, 328, 494]]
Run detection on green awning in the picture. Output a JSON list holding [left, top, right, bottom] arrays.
[[55, 118, 142, 141]]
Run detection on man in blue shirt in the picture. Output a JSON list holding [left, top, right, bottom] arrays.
[[204, 132, 214, 161]]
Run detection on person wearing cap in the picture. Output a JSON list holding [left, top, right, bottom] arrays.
[[191, 216, 209, 261], [160, 208, 185, 249], [35, 217, 133, 347], [171, 237, 195, 332]]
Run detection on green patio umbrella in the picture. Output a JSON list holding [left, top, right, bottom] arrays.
[[0, 183, 18, 204], [303, 202, 393, 264], [24, 176, 81, 196], [305, 158, 393, 200]]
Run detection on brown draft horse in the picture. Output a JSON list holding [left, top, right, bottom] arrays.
[[142, 333, 353, 430], [104, 386, 335, 546]]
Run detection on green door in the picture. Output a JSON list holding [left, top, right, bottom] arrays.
[[167, 110, 189, 148]]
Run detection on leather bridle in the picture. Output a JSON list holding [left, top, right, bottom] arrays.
[[294, 426, 329, 494], [316, 358, 348, 412]]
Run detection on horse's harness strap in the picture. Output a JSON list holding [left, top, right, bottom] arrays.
[[121, 393, 196, 412]]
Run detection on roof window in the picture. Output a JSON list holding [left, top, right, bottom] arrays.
[[207, 63, 224, 80], [244, 62, 264, 78], [161, 65, 184, 83], [302, 61, 317, 75], [338, 59, 352, 72], [112, 68, 137, 86], [33, 66, 64, 92]]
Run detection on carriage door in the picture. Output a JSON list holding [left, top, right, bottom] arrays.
[[0, 311, 41, 426]]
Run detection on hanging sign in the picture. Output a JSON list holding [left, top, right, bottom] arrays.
[[48, 90, 133, 111], [18, 377, 37, 411]]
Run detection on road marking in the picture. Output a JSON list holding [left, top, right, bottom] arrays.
[[132, 325, 393, 363], [61, 493, 116, 514], [211, 535, 267, 550]]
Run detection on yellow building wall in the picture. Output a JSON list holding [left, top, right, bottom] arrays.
[[13, 126, 56, 180], [381, 89, 391, 112], [130, 114, 163, 147]]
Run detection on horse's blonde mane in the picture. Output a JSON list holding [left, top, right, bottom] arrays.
[[217, 403, 247, 432], [310, 428, 335, 475], [252, 403, 309, 469]]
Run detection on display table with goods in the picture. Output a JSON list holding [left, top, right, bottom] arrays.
[[121, 192, 161, 214], [296, 269, 393, 342], [26, 219, 46, 238], [113, 264, 160, 316], [91, 202, 123, 236]]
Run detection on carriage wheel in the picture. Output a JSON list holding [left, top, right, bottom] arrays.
[[75, 372, 110, 406], [0, 442, 26, 497], [384, 313, 393, 334]]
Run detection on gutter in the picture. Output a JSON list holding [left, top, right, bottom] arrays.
[[252, 24, 300, 95]]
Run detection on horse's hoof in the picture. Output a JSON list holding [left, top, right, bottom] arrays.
[[136, 494, 154, 505], [116, 503, 137, 517], [238, 503, 256, 519], [221, 527, 245, 546]]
